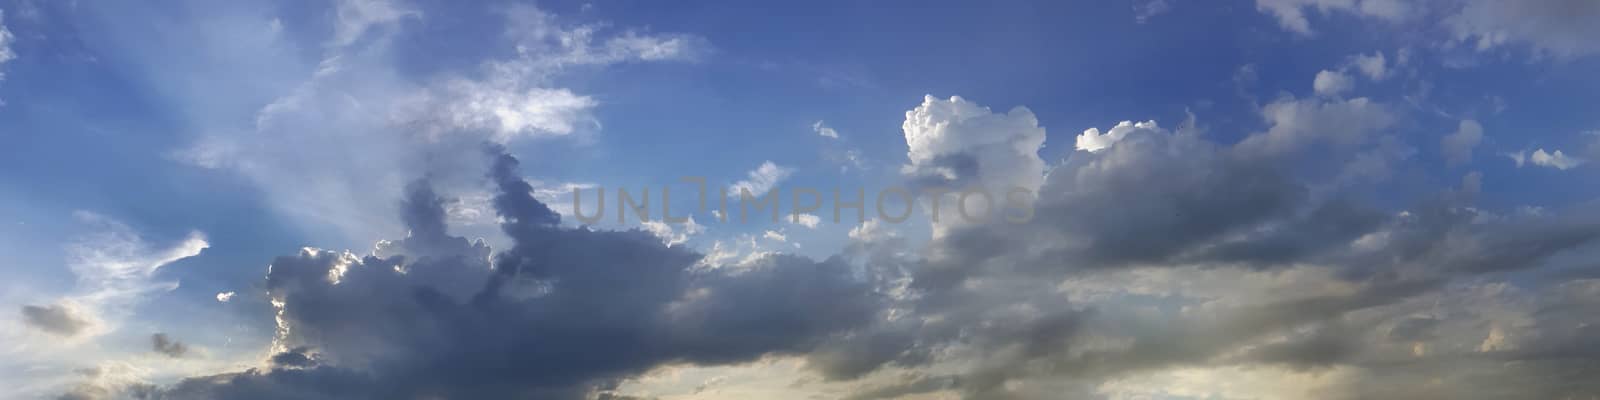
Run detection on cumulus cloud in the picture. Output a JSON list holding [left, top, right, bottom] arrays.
[[49, 93, 1600, 400], [1511, 148, 1586, 170], [1075, 120, 1161, 152], [792, 213, 821, 229], [814, 96, 1600, 399], [1313, 69, 1354, 97], [640, 216, 704, 247], [1442, 119, 1484, 166], [1237, 96, 1396, 157], [1349, 51, 1388, 80], [214, 292, 235, 303], [125, 150, 881, 400], [902, 95, 1046, 193]]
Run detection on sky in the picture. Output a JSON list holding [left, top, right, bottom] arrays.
[[2, 0, 1600, 399]]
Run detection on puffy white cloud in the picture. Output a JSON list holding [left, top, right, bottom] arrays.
[[812, 120, 840, 139], [641, 216, 704, 247], [1511, 148, 1585, 170], [214, 292, 235, 303], [1350, 51, 1388, 80], [900, 95, 1047, 236], [1076, 120, 1162, 152], [1313, 69, 1354, 96], [791, 213, 821, 229], [1441, 119, 1484, 166], [729, 161, 793, 197], [1238, 96, 1396, 157], [901, 95, 1046, 189]]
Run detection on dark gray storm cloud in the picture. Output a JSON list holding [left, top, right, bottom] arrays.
[[151, 333, 188, 358], [20, 303, 91, 337], [130, 149, 885, 399]]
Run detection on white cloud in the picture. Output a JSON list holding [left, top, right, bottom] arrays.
[[641, 216, 704, 247], [1350, 51, 1388, 80], [762, 230, 787, 242], [1441, 119, 1484, 166], [1238, 96, 1396, 157], [1077, 120, 1162, 152], [215, 292, 236, 303], [1254, 0, 1410, 35], [16, 212, 207, 339], [792, 213, 821, 229], [902, 95, 1047, 193], [421, 84, 599, 142], [0, 10, 14, 81], [163, 2, 701, 243], [1313, 69, 1354, 97], [813, 120, 840, 139], [1511, 148, 1585, 170], [729, 161, 793, 197]]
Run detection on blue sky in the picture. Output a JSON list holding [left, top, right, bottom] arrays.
[[3, 0, 1600, 399]]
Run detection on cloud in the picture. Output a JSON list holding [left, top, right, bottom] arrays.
[[792, 213, 821, 229], [729, 161, 793, 197], [1510, 148, 1585, 170], [1313, 70, 1354, 97], [1441, 119, 1484, 166], [640, 216, 704, 247], [130, 150, 881, 400], [329, 0, 418, 48], [166, 1, 704, 243], [15, 213, 207, 339], [1525, 148, 1585, 170], [151, 333, 189, 358], [44, 93, 1600, 400], [1076, 120, 1161, 152], [812, 120, 840, 139], [1350, 51, 1389, 80], [214, 292, 235, 303], [1256, 0, 1600, 58], [1133, 0, 1173, 23], [1445, 0, 1600, 57], [0, 9, 14, 81], [19, 304, 92, 337], [1254, 0, 1410, 35], [1237, 96, 1396, 158], [901, 95, 1046, 193]]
